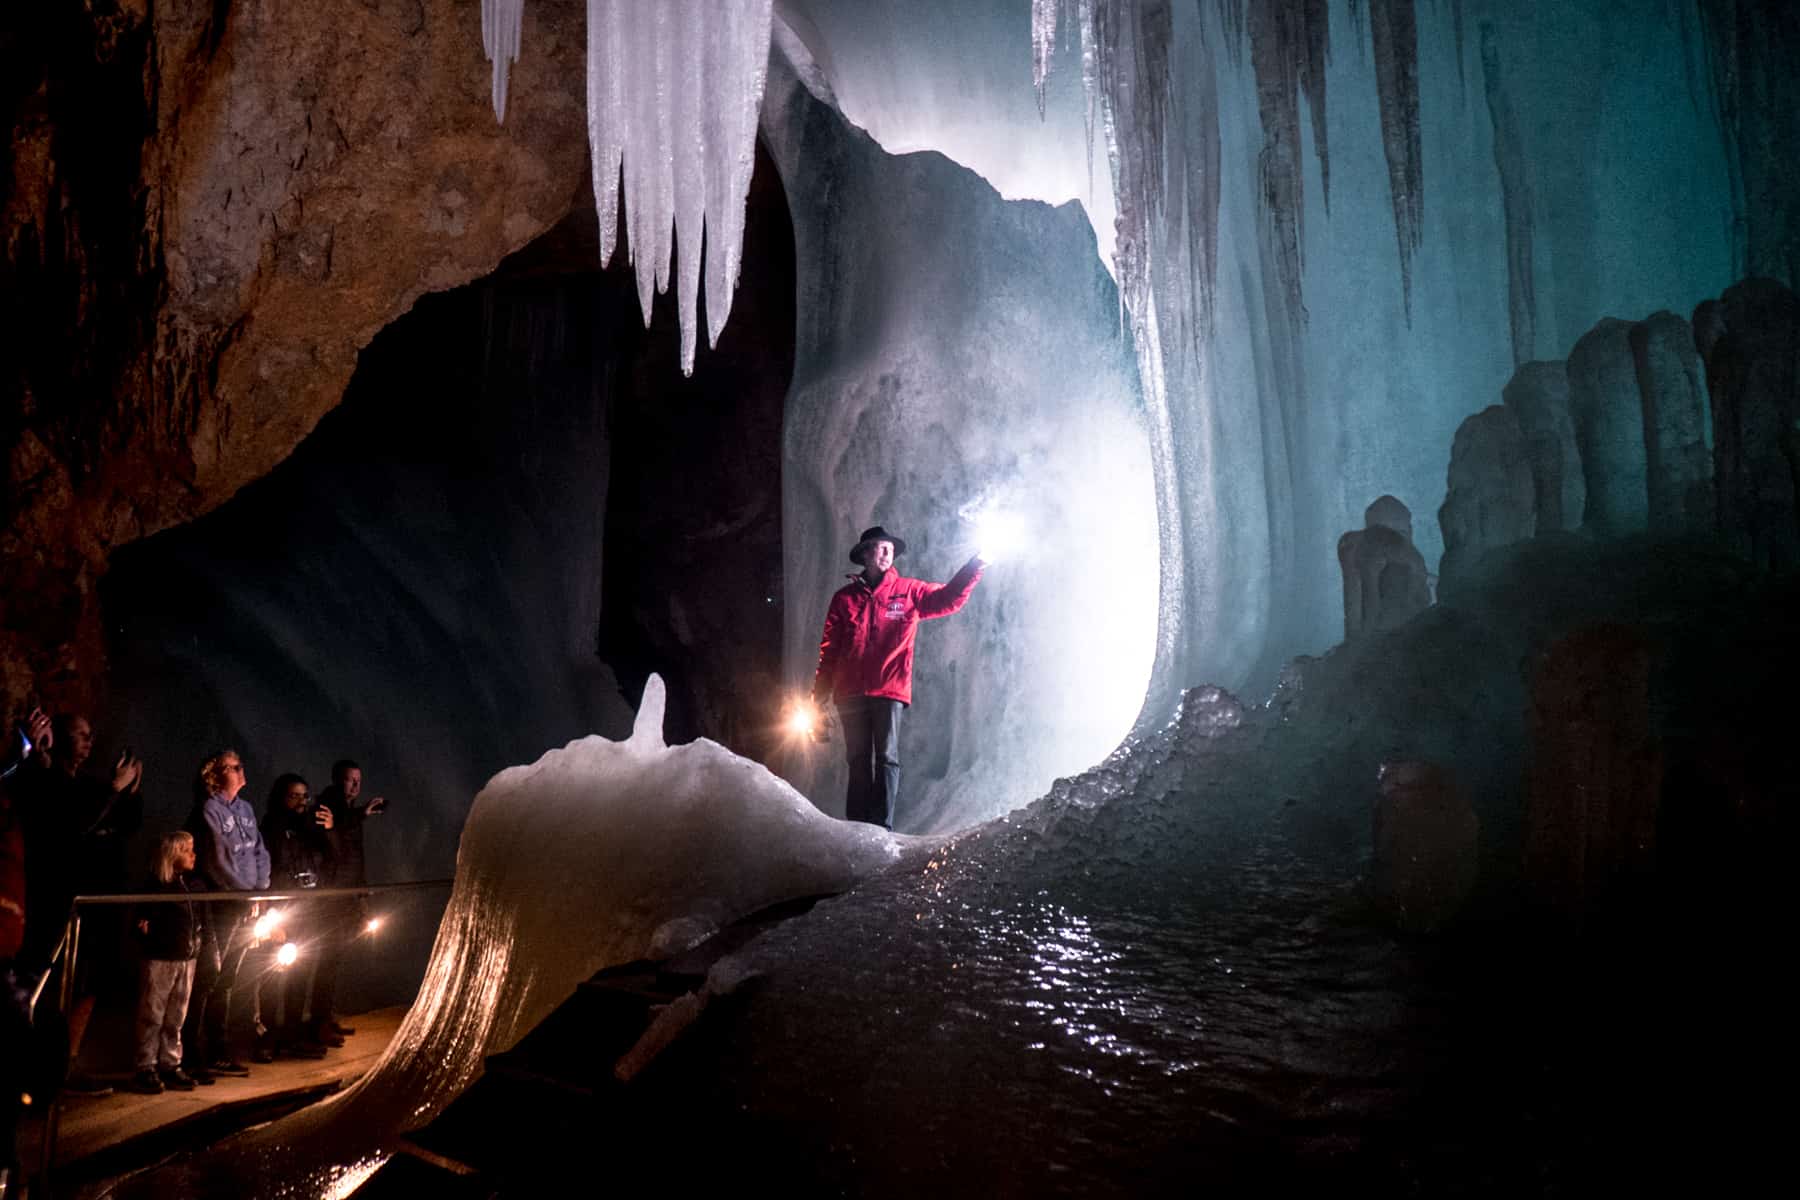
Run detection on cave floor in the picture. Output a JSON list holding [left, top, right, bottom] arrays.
[[20, 1006, 404, 1188]]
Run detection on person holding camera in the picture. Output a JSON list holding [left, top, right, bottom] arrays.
[[259, 773, 340, 1058], [11, 712, 143, 1093], [310, 759, 384, 1039]]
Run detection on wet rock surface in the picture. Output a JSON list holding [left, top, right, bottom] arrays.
[[3, 0, 588, 712]]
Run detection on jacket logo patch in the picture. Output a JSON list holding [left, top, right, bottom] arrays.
[[885, 600, 907, 619]]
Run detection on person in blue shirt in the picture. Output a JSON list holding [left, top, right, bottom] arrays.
[[184, 749, 268, 1079]]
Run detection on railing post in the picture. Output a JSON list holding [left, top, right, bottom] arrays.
[[40, 906, 80, 1179]]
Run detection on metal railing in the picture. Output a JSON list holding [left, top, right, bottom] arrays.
[[30, 879, 452, 1181]]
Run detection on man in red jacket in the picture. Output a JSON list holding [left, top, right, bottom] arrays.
[[811, 525, 985, 829]]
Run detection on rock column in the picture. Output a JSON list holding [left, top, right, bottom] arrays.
[[1437, 404, 1536, 599], [1566, 319, 1650, 537], [1502, 360, 1585, 535], [1337, 495, 1432, 640], [1629, 311, 1713, 534]]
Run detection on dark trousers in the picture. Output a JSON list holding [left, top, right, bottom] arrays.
[[837, 696, 904, 829], [308, 898, 354, 1028], [187, 906, 250, 1064]]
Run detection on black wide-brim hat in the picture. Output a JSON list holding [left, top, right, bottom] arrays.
[[849, 525, 907, 564]]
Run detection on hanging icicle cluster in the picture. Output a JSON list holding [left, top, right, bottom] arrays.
[[480, 0, 775, 375], [1034, 0, 1425, 333], [482, 1, 525, 125]]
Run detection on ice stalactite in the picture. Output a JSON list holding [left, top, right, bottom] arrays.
[[1449, 0, 1467, 90], [1694, 0, 1800, 287], [482, 0, 774, 375], [1248, 0, 1332, 323], [588, 0, 774, 374], [1368, 0, 1423, 318], [1480, 22, 1535, 367], [1033, 1, 1202, 337], [1032, 0, 1220, 721], [481, 0, 525, 124]]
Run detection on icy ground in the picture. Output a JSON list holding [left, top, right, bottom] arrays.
[[106, 584, 1783, 1196]]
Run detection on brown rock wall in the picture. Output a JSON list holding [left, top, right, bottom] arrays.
[[2, 0, 589, 715]]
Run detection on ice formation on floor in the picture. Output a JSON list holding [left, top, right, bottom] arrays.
[[401, 672, 902, 1060], [480, 0, 774, 374]]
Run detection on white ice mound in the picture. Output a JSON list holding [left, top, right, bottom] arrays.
[[410, 673, 903, 1062]]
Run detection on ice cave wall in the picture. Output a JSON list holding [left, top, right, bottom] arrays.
[[762, 38, 1158, 833], [779, 0, 1751, 711]]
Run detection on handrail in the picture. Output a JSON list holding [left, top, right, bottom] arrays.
[[69, 879, 454, 906], [25, 925, 69, 1020], [34, 877, 454, 1179]]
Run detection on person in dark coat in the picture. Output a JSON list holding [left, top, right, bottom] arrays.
[[13, 713, 143, 1094], [127, 832, 204, 1093], [310, 759, 384, 1038], [259, 773, 339, 1056]]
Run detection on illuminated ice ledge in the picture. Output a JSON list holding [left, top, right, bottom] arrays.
[[412, 671, 908, 1065]]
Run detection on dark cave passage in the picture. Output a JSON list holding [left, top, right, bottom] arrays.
[[97, 142, 797, 911]]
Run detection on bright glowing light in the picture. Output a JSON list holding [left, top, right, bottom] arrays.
[[961, 498, 1026, 565], [365, 917, 384, 935], [975, 509, 1025, 563], [786, 703, 816, 738], [253, 908, 283, 940], [275, 942, 299, 967]]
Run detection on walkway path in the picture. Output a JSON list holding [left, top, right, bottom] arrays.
[[21, 1007, 405, 1180]]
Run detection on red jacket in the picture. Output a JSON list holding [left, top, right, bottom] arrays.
[[813, 559, 984, 705]]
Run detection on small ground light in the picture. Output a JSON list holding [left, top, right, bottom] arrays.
[[786, 704, 815, 737], [253, 908, 284, 940], [365, 917, 383, 934], [276, 942, 299, 967]]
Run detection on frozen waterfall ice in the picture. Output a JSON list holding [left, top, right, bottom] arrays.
[[480, 0, 774, 374], [1006, 0, 1739, 705]]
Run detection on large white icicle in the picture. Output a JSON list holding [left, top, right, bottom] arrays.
[[481, 0, 526, 123], [588, 0, 775, 373]]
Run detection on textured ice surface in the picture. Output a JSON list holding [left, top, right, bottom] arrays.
[[1008, 0, 1738, 703], [785, 0, 1119, 270], [109, 674, 905, 1199], [761, 41, 1159, 834], [483, 0, 773, 373]]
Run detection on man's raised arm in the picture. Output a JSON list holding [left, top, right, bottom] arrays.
[[916, 554, 986, 619]]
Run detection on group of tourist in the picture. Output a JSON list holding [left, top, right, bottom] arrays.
[[0, 708, 387, 1121]]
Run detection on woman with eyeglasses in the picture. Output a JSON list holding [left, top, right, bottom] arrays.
[[182, 749, 268, 1081]]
